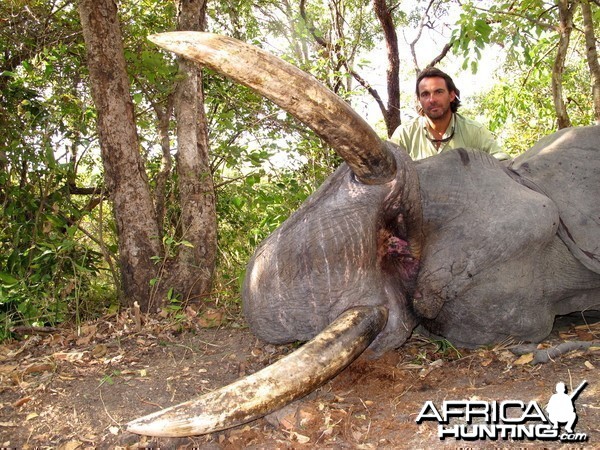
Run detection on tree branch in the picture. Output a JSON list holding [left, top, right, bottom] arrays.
[[425, 41, 454, 69], [299, 0, 392, 130], [373, 0, 401, 136], [408, 0, 436, 73]]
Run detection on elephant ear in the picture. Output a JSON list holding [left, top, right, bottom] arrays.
[[510, 126, 600, 275]]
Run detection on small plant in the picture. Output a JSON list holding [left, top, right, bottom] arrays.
[[432, 338, 462, 359], [98, 369, 122, 387]]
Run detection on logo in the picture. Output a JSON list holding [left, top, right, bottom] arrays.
[[416, 380, 588, 442]]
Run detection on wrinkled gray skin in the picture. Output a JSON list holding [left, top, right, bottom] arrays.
[[244, 126, 600, 351], [243, 142, 422, 352]]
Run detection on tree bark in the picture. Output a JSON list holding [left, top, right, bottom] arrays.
[[553, 0, 575, 129], [169, 0, 217, 301], [151, 95, 174, 238], [78, 0, 162, 311], [373, 0, 401, 137], [581, 0, 600, 124]]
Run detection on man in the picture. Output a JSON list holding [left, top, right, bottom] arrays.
[[391, 67, 508, 160]]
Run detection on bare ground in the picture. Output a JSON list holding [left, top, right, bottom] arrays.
[[1, 307, 599, 449]]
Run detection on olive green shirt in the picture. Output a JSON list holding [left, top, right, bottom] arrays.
[[391, 113, 508, 160]]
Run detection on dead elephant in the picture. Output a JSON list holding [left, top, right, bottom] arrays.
[[127, 32, 600, 437]]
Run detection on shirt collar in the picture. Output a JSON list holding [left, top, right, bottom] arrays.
[[420, 113, 456, 140]]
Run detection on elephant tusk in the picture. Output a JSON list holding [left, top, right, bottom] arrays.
[[126, 305, 388, 437], [148, 31, 396, 185]]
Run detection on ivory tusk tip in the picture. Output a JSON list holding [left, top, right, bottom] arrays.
[[126, 306, 388, 438], [147, 31, 187, 51], [126, 417, 195, 438], [148, 31, 219, 46]]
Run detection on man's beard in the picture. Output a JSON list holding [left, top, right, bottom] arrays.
[[425, 104, 450, 120]]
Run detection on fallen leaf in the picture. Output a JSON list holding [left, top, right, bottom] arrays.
[[0, 421, 18, 427], [513, 353, 534, 365], [92, 344, 108, 359], [58, 374, 77, 381], [77, 323, 97, 338], [58, 440, 83, 450], [25, 412, 38, 421], [24, 363, 54, 374], [584, 360, 595, 370], [198, 309, 224, 328], [104, 354, 123, 365], [53, 351, 87, 362], [76, 334, 94, 346], [0, 364, 18, 374], [265, 403, 297, 429], [292, 431, 310, 444], [297, 405, 318, 428], [566, 350, 585, 359], [575, 330, 594, 341], [12, 396, 32, 408], [185, 306, 198, 319]]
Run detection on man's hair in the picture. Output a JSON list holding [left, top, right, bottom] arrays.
[[415, 67, 462, 114]]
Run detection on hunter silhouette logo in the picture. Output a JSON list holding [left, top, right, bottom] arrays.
[[546, 380, 587, 436], [416, 380, 589, 442]]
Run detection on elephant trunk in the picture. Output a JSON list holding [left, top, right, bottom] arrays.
[[148, 31, 397, 185], [126, 306, 388, 437]]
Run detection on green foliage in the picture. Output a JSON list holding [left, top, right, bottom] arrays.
[[0, 0, 117, 337], [0, 180, 114, 338], [452, 1, 555, 74], [432, 338, 462, 359], [454, 0, 599, 153], [452, 8, 493, 72], [474, 59, 593, 156], [472, 74, 557, 155]]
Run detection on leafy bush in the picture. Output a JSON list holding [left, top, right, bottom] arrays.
[[0, 182, 116, 339]]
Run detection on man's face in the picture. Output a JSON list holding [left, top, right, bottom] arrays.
[[417, 76, 456, 120]]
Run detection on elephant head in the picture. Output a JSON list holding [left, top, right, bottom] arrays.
[[127, 32, 600, 437]]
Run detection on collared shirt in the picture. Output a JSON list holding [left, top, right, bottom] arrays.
[[391, 113, 508, 160]]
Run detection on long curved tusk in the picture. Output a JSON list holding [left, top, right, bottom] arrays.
[[148, 31, 396, 185], [126, 305, 388, 437]]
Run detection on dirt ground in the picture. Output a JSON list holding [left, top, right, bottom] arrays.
[[1, 307, 598, 450]]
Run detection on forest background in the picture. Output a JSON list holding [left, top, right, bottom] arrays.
[[1, 0, 599, 339]]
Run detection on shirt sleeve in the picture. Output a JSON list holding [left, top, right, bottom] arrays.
[[476, 123, 510, 161], [391, 125, 408, 151], [390, 119, 431, 160]]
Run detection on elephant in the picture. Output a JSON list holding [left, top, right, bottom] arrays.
[[127, 32, 600, 437]]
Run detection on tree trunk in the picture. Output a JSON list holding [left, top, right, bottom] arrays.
[[581, 0, 600, 124], [78, 0, 162, 311], [151, 95, 174, 239], [553, 0, 575, 129], [168, 0, 217, 302], [373, 0, 401, 137]]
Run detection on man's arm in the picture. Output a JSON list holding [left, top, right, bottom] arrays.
[[391, 119, 436, 160], [478, 127, 510, 161]]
